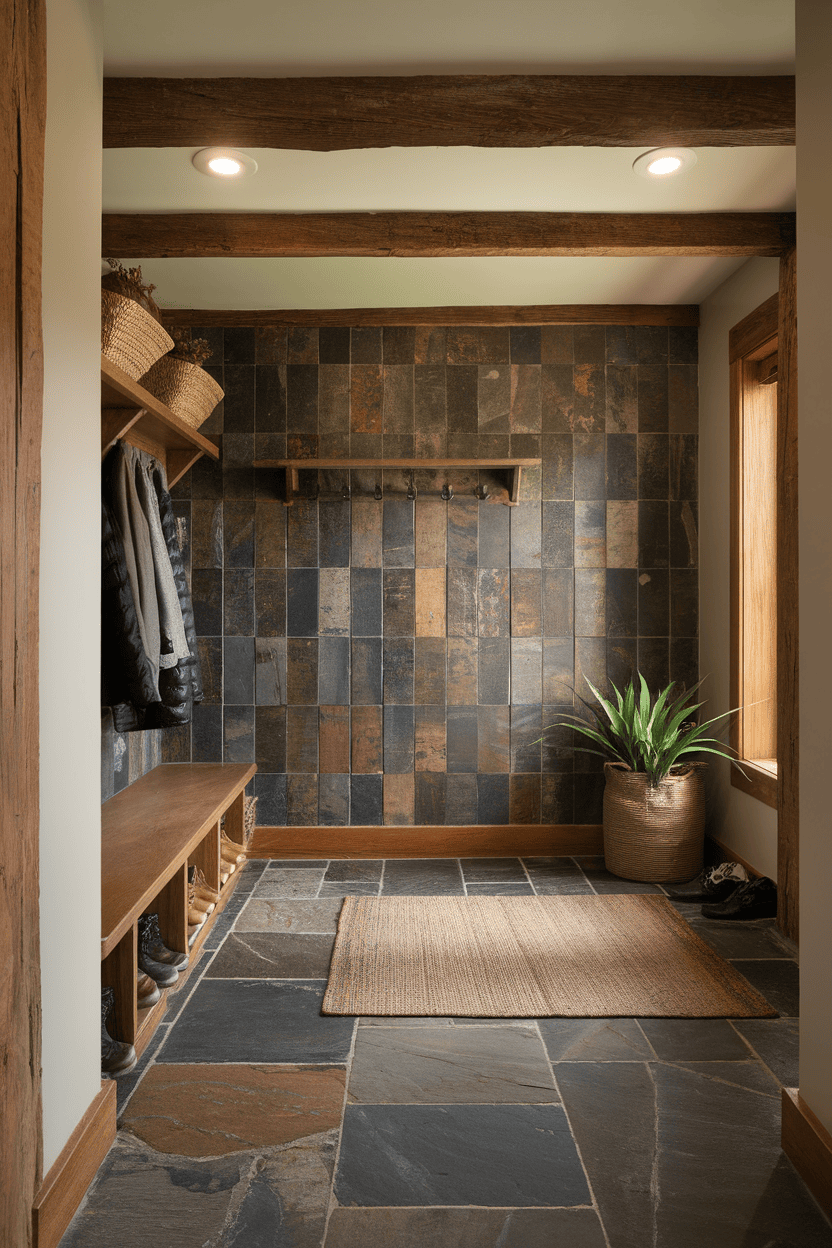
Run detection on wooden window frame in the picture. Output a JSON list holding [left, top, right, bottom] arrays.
[[729, 294, 779, 808]]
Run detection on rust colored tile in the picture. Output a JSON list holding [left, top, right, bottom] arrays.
[[383, 364, 414, 434], [606, 501, 638, 568], [384, 773, 415, 826], [286, 705, 318, 773], [447, 497, 479, 568], [351, 497, 382, 568], [415, 499, 447, 567], [255, 501, 285, 569], [351, 364, 383, 434], [414, 637, 446, 704], [573, 364, 605, 433], [574, 500, 606, 568], [540, 325, 573, 364], [447, 567, 477, 637], [286, 772, 319, 825], [319, 364, 351, 433], [447, 637, 478, 704], [477, 365, 510, 434], [415, 705, 446, 772], [541, 363, 574, 433], [477, 705, 511, 772], [511, 569, 542, 636], [351, 705, 383, 774], [286, 433, 318, 460], [606, 365, 638, 433], [415, 428, 447, 458], [510, 364, 542, 433], [543, 569, 574, 636], [446, 327, 510, 364], [415, 567, 446, 637], [414, 326, 447, 364], [286, 637, 318, 705], [287, 327, 318, 363], [319, 705, 350, 774], [255, 326, 288, 364], [383, 568, 415, 636], [510, 774, 542, 824]]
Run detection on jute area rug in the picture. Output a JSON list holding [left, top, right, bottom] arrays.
[[321, 894, 776, 1018]]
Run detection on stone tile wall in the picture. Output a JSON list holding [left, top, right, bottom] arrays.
[[102, 323, 698, 823]]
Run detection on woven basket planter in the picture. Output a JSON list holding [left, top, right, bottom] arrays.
[[101, 289, 173, 380], [140, 356, 224, 429], [602, 761, 706, 883]]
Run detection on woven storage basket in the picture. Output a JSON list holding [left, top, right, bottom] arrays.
[[139, 355, 224, 429], [101, 289, 174, 380], [243, 794, 258, 847], [602, 761, 706, 883]]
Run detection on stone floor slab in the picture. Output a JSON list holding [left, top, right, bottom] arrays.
[[120, 1064, 346, 1156], [465, 881, 535, 895], [235, 897, 344, 933], [731, 959, 799, 1018], [382, 860, 465, 895], [686, 917, 794, 960], [460, 858, 528, 881], [206, 933, 335, 979], [318, 881, 381, 896], [324, 859, 384, 881], [253, 869, 326, 898], [637, 1018, 751, 1061], [334, 1103, 590, 1208], [539, 1018, 653, 1062], [158, 980, 355, 1064], [732, 1018, 800, 1087], [323, 1206, 607, 1247], [347, 1024, 558, 1104]]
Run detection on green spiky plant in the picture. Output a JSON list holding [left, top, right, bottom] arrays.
[[546, 673, 741, 788]]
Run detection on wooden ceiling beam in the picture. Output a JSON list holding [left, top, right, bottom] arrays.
[[102, 75, 795, 150], [103, 210, 795, 260], [159, 305, 699, 328]]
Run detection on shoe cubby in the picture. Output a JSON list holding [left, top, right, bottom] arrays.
[[101, 763, 256, 1062]]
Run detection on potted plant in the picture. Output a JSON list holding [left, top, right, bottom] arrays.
[[548, 674, 739, 883]]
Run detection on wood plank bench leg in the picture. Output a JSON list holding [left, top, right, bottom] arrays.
[[224, 790, 246, 847], [101, 925, 137, 1046], [156, 864, 188, 956]]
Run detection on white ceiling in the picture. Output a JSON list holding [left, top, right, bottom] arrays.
[[102, 0, 796, 311]]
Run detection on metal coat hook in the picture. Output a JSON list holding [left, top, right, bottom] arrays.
[[475, 483, 488, 500], [441, 482, 454, 501], [374, 483, 383, 501], [407, 470, 417, 502]]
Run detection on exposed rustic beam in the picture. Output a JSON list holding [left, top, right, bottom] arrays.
[[159, 304, 699, 329], [102, 75, 795, 149], [103, 211, 795, 260]]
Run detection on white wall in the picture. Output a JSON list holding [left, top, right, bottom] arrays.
[[40, 0, 103, 1173], [795, 0, 832, 1136], [698, 258, 780, 879]]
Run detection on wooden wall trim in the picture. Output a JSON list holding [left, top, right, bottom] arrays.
[[32, 1082, 116, 1248], [103, 211, 795, 261], [729, 292, 780, 363], [777, 246, 799, 943], [781, 1089, 832, 1225], [1, 1, 46, 1244], [249, 825, 604, 859], [102, 75, 795, 150], [160, 305, 700, 330]]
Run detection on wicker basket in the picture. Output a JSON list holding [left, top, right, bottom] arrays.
[[101, 289, 173, 380], [602, 761, 706, 883], [244, 794, 258, 847], [139, 355, 224, 429]]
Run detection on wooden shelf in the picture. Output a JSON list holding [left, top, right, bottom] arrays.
[[101, 354, 220, 487], [253, 458, 541, 507]]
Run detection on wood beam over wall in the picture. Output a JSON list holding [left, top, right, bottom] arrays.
[[102, 75, 795, 149], [160, 304, 699, 329], [103, 211, 796, 261]]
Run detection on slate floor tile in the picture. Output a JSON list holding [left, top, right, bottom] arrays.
[[319, 881, 381, 896], [253, 868, 325, 898], [347, 1025, 558, 1104], [636, 1018, 751, 1061], [732, 1018, 800, 1087], [731, 959, 799, 1018], [540, 1018, 654, 1062], [669, 1060, 779, 1096], [466, 881, 535, 895], [685, 917, 793, 960], [324, 859, 384, 881], [323, 1206, 608, 1248], [460, 857, 528, 881], [382, 859, 465, 894], [158, 980, 355, 1063], [235, 897, 344, 933], [206, 933, 335, 979], [268, 859, 329, 868], [334, 1104, 590, 1207], [532, 878, 596, 895]]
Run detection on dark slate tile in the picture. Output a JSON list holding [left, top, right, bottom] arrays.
[[191, 703, 221, 762], [335, 1104, 589, 1207], [286, 363, 318, 431], [384, 704, 415, 774], [448, 568, 478, 637], [448, 326, 510, 365], [670, 499, 698, 568], [542, 502, 573, 568], [286, 638, 319, 705], [510, 502, 541, 568], [255, 704, 286, 772], [223, 636, 255, 705], [541, 325, 573, 364], [635, 325, 668, 364], [478, 501, 510, 567], [446, 706, 478, 773], [351, 774, 383, 825], [573, 325, 606, 364], [574, 500, 606, 568], [477, 365, 510, 438], [446, 364, 479, 433], [574, 568, 605, 638], [322, 860, 382, 882], [223, 326, 255, 365], [478, 773, 510, 825], [669, 325, 698, 366], [414, 366, 446, 455], [382, 859, 463, 895], [222, 364, 255, 433], [192, 567, 222, 636], [605, 364, 638, 433], [542, 569, 574, 637], [255, 568, 286, 637], [510, 326, 542, 364], [606, 326, 638, 366], [541, 774, 575, 824], [669, 433, 697, 501], [383, 364, 414, 436], [572, 772, 605, 824], [637, 433, 669, 500], [731, 960, 799, 1018], [224, 567, 254, 636], [608, 637, 638, 693], [478, 637, 510, 706], [415, 773, 447, 826], [510, 773, 541, 823], [732, 1019, 799, 1087], [447, 497, 479, 568], [351, 638, 382, 705], [511, 569, 542, 637], [160, 980, 353, 1062], [539, 1018, 654, 1061], [638, 568, 670, 636], [351, 567, 382, 636], [318, 636, 350, 705], [285, 772, 319, 825], [249, 774, 285, 831], [541, 363, 574, 433], [319, 363, 351, 436], [477, 569, 510, 639], [542, 640, 574, 709], [637, 364, 669, 433], [383, 498, 415, 567], [606, 569, 638, 638], [382, 326, 416, 364], [383, 637, 414, 704], [254, 362, 286, 433], [637, 1018, 752, 1060], [511, 637, 542, 704], [287, 568, 319, 636], [477, 704, 511, 773], [191, 499, 223, 570], [318, 326, 350, 364], [319, 499, 350, 567], [351, 327, 382, 364], [637, 636, 670, 692], [510, 365, 541, 434], [510, 704, 542, 773], [541, 432, 574, 502], [573, 369, 605, 437], [255, 500, 286, 569], [414, 637, 446, 705], [195, 635, 223, 704], [445, 773, 479, 825], [160, 723, 190, 765], [685, 918, 790, 961], [413, 326, 446, 365], [383, 569, 415, 636], [461, 858, 526, 881], [669, 364, 699, 433], [207, 932, 334, 979], [638, 500, 669, 568], [223, 704, 254, 764], [605, 433, 637, 499], [670, 637, 698, 694], [286, 499, 318, 568], [189, 436, 224, 499]]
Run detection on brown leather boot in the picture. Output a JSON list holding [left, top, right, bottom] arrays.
[[137, 972, 161, 1009], [101, 987, 137, 1076]]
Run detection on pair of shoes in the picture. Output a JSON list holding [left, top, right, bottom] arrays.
[[222, 835, 246, 866], [701, 876, 778, 920], [101, 986, 137, 1076], [137, 971, 161, 1009], [138, 914, 181, 988], [190, 866, 218, 913], [666, 861, 749, 903]]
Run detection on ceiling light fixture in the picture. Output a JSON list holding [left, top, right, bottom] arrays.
[[632, 148, 697, 180], [192, 147, 258, 178]]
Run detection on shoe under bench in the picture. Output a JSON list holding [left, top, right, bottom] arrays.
[[101, 762, 257, 1060]]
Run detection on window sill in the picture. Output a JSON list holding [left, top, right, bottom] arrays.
[[731, 759, 777, 809]]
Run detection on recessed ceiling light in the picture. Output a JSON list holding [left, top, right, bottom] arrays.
[[632, 148, 697, 180], [192, 147, 258, 178]]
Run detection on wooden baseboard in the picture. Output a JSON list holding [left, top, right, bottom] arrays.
[[249, 824, 604, 859], [782, 1089, 832, 1225], [33, 1081, 117, 1248], [705, 835, 762, 880]]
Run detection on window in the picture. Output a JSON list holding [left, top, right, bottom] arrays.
[[729, 295, 778, 808]]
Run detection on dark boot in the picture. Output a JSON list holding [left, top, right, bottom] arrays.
[[138, 912, 188, 970], [101, 986, 137, 1076], [137, 971, 161, 1009], [138, 916, 180, 987], [701, 876, 777, 920], [666, 861, 748, 903]]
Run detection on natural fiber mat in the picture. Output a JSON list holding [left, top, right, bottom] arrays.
[[321, 894, 777, 1018]]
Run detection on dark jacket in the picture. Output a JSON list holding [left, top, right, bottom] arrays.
[[102, 443, 203, 732]]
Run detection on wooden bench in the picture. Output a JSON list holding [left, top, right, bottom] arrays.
[[101, 762, 256, 1058]]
